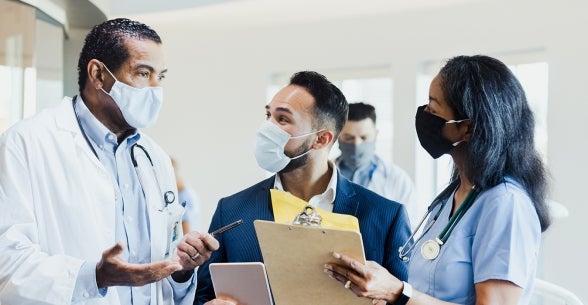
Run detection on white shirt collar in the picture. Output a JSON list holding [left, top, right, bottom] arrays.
[[273, 160, 338, 212]]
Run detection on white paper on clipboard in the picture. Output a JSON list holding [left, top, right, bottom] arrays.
[[209, 262, 274, 305]]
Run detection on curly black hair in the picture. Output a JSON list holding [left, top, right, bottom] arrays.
[[77, 18, 161, 92]]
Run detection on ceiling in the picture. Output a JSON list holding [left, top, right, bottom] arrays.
[[110, 0, 484, 27], [109, 0, 243, 16]]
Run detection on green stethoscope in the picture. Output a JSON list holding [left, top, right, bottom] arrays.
[[398, 180, 481, 261]]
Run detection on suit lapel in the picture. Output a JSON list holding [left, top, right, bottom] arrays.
[[256, 176, 276, 221], [332, 173, 359, 216]]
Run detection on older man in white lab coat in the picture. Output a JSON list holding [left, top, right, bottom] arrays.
[[0, 18, 218, 305]]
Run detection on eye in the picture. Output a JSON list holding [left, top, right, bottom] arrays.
[[158, 74, 166, 81], [277, 115, 289, 123], [138, 71, 150, 79], [424, 105, 436, 114]]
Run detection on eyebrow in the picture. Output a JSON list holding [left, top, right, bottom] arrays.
[[265, 105, 293, 115], [134, 64, 167, 75]]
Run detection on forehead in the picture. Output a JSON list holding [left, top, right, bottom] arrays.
[[341, 119, 376, 134], [428, 74, 445, 103], [121, 38, 165, 72], [429, 74, 457, 118], [267, 85, 315, 116]]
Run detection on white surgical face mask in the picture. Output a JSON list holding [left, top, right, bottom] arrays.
[[254, 121, 317, 173], [99, 63, 163, 128]]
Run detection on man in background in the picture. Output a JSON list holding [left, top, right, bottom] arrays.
[[336, 102, 419, 225]]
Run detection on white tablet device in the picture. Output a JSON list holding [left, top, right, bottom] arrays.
[[209, 262, 274, 305]]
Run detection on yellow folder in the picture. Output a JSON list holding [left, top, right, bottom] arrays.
[[270, 189, 360, 231]]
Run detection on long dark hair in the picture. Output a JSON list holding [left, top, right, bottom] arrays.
[[439, 55, 551, 231]]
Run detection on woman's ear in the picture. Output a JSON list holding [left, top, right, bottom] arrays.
[[461, 120, 474, 142]]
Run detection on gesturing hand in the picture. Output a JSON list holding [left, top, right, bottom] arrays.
[[95, 243, 182, 288]]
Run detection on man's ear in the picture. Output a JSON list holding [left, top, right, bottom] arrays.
[[314, 130, 334, 148], [87, 59, 105, 90]]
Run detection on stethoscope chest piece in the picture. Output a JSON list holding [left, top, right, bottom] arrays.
[[164, 191, 175, 206], [421, 239, 441, 260]]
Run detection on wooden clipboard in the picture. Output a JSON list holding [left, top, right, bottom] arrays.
[[254, 220, 372, 305]]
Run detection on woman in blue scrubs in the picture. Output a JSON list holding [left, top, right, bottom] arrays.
[[324, 55, 551, 305]]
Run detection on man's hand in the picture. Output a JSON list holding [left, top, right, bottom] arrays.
[[96, 243, 182, 288], [174, 231, 220, 270]]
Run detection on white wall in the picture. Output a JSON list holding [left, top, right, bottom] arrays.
[[128, 0, 587, 301]]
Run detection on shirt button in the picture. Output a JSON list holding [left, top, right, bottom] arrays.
[[124, 184, 130, 189], [83, 291, 89, 298]]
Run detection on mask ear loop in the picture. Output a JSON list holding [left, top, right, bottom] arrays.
[[288, 129, 325, 160], [287, 129, 328, 160], [95, 61, 118, 82], [445, 118, 471, 146]]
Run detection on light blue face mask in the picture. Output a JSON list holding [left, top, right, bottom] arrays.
[[99, 63, 163, 128], [253, 121, 318, 173]]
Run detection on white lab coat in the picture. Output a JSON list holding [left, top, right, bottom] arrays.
[[0, 97, 190, 305]]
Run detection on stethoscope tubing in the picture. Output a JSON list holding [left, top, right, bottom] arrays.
[[398, 180, 461, 262]]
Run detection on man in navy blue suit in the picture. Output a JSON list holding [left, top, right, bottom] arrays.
[[195, 71, 411, 305]]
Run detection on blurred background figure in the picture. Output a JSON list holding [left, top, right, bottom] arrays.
[[172, 157, 202, 233], [335, 102, 418, 226]]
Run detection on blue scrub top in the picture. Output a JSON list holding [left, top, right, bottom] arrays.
[[408, 178, 541, 305]]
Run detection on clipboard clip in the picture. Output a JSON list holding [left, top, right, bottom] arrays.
[[292, 205, 322, 226]]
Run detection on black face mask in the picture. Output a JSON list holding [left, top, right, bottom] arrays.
[[415, 105, 464, 159]]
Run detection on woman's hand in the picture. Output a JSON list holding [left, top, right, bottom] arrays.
[[323, 252, 403, 302]]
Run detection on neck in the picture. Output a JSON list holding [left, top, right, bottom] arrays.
[[80, 90, 134, 144], [279, 158, 332, 202], [452, 157, 474, 215]]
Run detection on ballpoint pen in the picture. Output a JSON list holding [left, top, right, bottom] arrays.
[[211, 219, 244, 237], [190, 219, 244, 261]]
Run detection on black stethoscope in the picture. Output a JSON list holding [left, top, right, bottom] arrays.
[[130, 143, 176, 211], [398, 180, 480, 262], [72, 96, 175, 212]]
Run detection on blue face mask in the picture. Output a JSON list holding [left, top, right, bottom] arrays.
[[253, 121, 317, 173], [99, 63, 163, 128]]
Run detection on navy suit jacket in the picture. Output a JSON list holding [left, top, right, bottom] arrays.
[[195, 172, 412, 305]]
